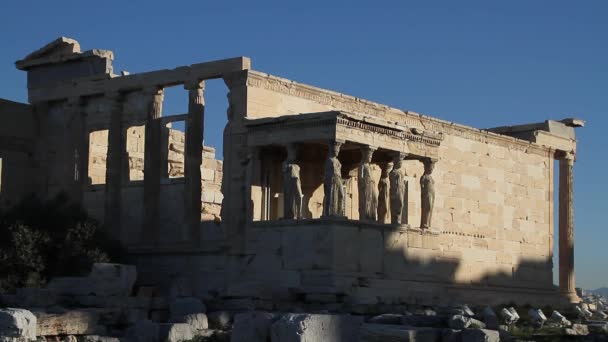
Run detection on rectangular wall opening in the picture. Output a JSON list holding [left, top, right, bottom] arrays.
[[164, 120, 186, 179], [87, 129, 109, 185], [125, 125, 145, 181]]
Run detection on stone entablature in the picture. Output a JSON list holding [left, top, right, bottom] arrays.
[[246, 71, 575, 158]]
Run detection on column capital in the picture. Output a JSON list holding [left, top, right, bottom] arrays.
[[142, 86, 164, 97], [393, 151, 408, 161], [327, 140, 344, 157], [184, 80, 205, 91], [559, 151, 576, 163], [360, 144, 377, 152]]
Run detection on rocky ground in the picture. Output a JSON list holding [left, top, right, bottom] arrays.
[[1, 263, 608, 342]]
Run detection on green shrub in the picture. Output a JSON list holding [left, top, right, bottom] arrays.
[[0, 193, 124, 292]]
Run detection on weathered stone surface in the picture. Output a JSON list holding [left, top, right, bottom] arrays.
[[88, 263, 137, 297], [368, 314, 404, 325], [461, 328, 499, 342], [35, 310, 105, 336], [481, 307, 499, 330], [441, 328, 462, 342], [564, 323, 589, 336], [182, 313, 208, 331], [169, 297, 205, 322], [360, 324, 440, 341], [208, 311, 231, 330], [575, 305, 593, 319], [402, 315, 445, 328], [448, 315, 485, 330], [231, 311, 276, 342], [270, 314, 362, 342], [0, 308, 37, 340], [499, 308, 518, 325], [158, 323, 194, 342], [550, 310, 571, 327], [592, 310, 608, 320], [82, 336, 120, 342], [588, 323, 608, 334], [45, 263, 136, 297], [527, 309, 547, 327], [127, 320, 159, 342]]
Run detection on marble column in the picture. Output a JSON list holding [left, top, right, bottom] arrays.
[[142, 87, 164, 245], [283, 143, 303, 219], [184, 81, 205, 245], [358, 145, 378, 221], [390, 152, 408, 225], [323, 140, 345, 217], [377, 162, 392, 223], [420, 158, 436, 229], [104, 92, 124, 237], [559, 152, 579, 302]]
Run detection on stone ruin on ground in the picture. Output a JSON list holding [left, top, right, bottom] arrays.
[[0, 37, 594, 340], [2, 263, 608, 341]]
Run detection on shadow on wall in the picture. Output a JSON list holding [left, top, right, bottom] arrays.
[[363, 236, 566, 307], [0, 99, 37, 210]]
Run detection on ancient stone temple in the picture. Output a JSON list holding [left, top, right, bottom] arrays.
[[0, 37, 585, 308]]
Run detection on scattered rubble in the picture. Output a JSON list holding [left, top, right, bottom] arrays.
[[3, 264, 608, 341]]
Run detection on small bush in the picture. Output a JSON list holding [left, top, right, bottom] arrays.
[[0, 193, 124, 292]]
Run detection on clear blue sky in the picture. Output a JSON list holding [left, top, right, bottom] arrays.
[[1, 1, 606, 289]]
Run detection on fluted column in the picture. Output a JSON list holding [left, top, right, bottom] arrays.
[[142, 87, 164, 245], [104, 92, 124, 237], [358, 145, 378, 221], [559, 151, 579, 302], [184, 81, 205, 245]]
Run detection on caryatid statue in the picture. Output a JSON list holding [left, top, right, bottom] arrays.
[[377, 162, 392, 224], [323, 141, 345, 217], [283, 144, 303, 219], [389, 153, 408, 225], [358, 146, 378, 221], [420, 159, 436, 229]]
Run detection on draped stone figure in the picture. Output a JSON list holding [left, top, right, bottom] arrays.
[[390, 154, 408, 225], [420, 159, 436, 229], [283, 160, 303, 219], [323, 141, 345, 217], [377, 163, 392, 223], [358, 146, 378, 221]]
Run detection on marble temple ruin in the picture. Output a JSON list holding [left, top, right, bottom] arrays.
[[0, 37, 585, 308]]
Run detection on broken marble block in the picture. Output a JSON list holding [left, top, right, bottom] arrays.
[[528, 309, 547, 328], [551, 310, 571, 327], [500, 307, 519, 325], [0, 308, 37, 341], [270, 314, 362, 342]]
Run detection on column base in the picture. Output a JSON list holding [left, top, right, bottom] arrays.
[[559, 291, 581, 305]]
